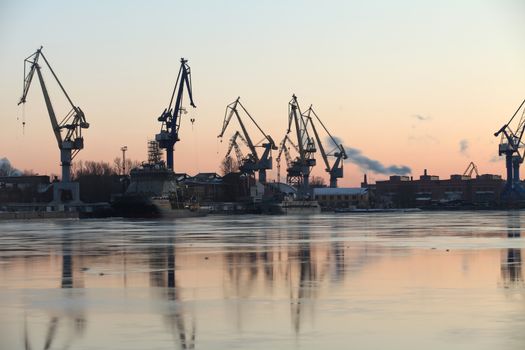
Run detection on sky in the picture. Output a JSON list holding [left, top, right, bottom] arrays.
[[1, 0, 524, 186]]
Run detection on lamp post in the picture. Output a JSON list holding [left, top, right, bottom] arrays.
[[121, 146, 128, 175]]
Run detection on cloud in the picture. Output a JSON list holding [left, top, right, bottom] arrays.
[[409, 113, 437, 144], [0, 157, 22, 176], [459, 139, 469, 156], [412, 114, 431, 121]]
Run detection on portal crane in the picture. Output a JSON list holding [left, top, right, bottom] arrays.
[[285, 95, 316, 195], [302, 106, 347, 188], [494, 99, 525, 200], [224, 131, 257, 174], [156, 58, 196, 171], [218, 97, 276, 183], [462, 161, 479, 178], [18, 47, 89, 203], [276, 134, 299, 184]]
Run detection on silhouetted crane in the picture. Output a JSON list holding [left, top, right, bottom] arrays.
[[156, 58, 196, 171], [276, 134, 299, 184], [462, 161, 479, 178], [18, 46, 89, 203], [224, 131, 257, 174], [284, 95, 316, 195], [218, 97, 276, 183], [302, 106, 347, 187], [494, 99, 525, 200]]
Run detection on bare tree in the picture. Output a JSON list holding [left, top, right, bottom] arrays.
[[310, 176, 326, 188], [22, 169, 37, 176], [72, 160, 116, 179], [220, 156, 239, 175], [114, 157, 141, 175], [72, 160, 84, 178]]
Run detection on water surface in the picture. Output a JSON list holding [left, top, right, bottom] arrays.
[[1, 211, 525, 349]]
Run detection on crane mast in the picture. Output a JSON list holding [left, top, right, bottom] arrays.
[[18, 47, 89, 203], [218, 97, 276, 183], [302, 106, 347, 188], [286, 95, 316, 194], [494, 99, 525, 200], [156, 58, 196, 171]]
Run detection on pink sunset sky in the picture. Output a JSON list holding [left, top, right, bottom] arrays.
[[1, 0, 524, 186]]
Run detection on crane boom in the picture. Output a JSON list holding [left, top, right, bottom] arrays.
[[224, 131, 257, 174], [17, 47, 89, 203], [225, 136, 245, 166], [303, 106, 347, 187], [34, 60, 62, 146], [218, 97, 276, 183], [304, 107, 330, 172], [156, 58, 196, 171], [219, 98, 259, 160], [225, 131, 248, 158], [276, 135, 298, 169], [462, 162, 479, 178], [276, 135, 297, 184]]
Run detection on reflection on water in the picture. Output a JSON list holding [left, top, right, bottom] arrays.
[[23, 230, 87, 350], [501, 212, 523, 287], [2, 212, 525, 349]]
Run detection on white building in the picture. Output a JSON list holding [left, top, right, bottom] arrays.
[[312, 187, 369, 210]]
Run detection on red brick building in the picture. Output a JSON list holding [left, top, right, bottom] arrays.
[[375, 169, 504, 208]]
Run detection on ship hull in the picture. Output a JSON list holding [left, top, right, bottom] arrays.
[[273, 200, 321, 215]]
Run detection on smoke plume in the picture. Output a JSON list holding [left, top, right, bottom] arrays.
[[412, 114, 431, 121], [459, 139, 469, 156], [0, 157, 22, 177], [489, 155, 503, 163], [345, 147, 411, 175], [327, 137, 412, 175]]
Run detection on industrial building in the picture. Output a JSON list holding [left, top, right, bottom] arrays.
[[374, 169, 504, 208], [0, 175, 52, 204], [313, 187, 369, 210]]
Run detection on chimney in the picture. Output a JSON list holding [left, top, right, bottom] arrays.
[[361, 173, 368, 188], [424, 169, 427, 176]]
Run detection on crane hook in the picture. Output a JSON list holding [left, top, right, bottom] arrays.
[[21, 104, 26, 135]]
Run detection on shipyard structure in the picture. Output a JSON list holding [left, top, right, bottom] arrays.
[[370, 169, 503, 209], [2, 47, 523, 217], [0, 167, 506, 213]]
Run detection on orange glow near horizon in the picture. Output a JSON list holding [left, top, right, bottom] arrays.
[[1, 1, 524, 186]]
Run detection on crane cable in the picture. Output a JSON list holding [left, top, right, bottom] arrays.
[[191, 115, 200, 173]]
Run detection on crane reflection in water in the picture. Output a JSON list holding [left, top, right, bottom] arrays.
[[149, 236, 196, 349], [24, 229, 86, 350], [501, 211, 523, 288]]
